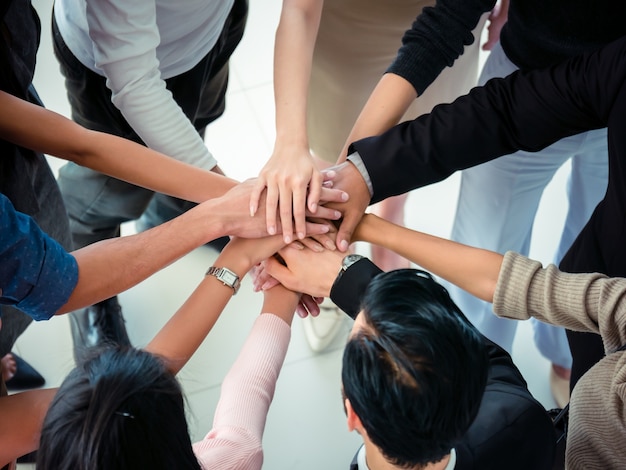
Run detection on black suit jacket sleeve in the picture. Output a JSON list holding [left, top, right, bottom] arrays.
[[330, 258, 383, 319], [350, 36, 626, 204]]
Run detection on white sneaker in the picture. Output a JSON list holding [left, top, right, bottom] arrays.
[[303, 298, 345, 353]]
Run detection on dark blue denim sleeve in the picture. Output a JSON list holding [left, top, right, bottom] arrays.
[[0, 193, 78, 320]]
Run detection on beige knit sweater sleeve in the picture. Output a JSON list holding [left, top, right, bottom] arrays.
[[492, 251, 626, 354]]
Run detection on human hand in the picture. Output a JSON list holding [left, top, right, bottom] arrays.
[[250, 147, 323, 243], [482, 1, 508, 50], [217, 235, 287, 276], [215, 178, 346, 240], [265, 244, 344, 298], [252, 256, 323, 318], [322, 161, 370, 252]]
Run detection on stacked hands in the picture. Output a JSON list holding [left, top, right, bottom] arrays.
[[228, 159, 373, 316]]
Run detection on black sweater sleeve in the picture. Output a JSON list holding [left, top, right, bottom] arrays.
[[387, 0, 495, 95], [351, 35, 626, 204]]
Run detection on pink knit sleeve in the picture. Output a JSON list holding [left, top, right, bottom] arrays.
[[193, 314, 291, 470]]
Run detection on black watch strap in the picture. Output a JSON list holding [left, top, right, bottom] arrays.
[[330, 257, 383, 319]]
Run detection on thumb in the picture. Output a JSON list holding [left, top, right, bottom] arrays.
[[336, 211, 360, 252]]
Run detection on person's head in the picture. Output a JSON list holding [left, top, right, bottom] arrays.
[[341, 269, 489, 469], [37, 347, 202, 470]]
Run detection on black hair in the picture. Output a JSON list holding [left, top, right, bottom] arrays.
[[342, 269, 489, 468], [37, 347, 202, 470]]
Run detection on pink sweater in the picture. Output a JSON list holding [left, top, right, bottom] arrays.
[[192, 314, 291, 469]]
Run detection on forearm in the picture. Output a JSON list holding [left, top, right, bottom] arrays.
[[144, 235, 286, 374], [0, 389, 57, 466], [352, 40, 622, 203], [0, 91, 236, 202], [356, 214, 502, 301], [273, 0, 323, 150], [261, 285, 300, 326], [338, 74, 417, 161], [386, 0, 494, 95], [57, 199, 227, 315], [85, 0, 216, 170]]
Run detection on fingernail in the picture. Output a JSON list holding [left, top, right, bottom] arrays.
[[313, 244, 324, 253], [261, 282, 272, 290], [284, 235, 292, 244], [326, 170, 336, 178], [334, 211, 341, 219], [268, 226, 276, 235], [340, 239, 349, 251], [249, 205, 255, 217], [298, 311, 307, 318], [341, 192, 349, 201], [325, 241, 336, 250], [297, 232, 305, 240], [310, 203, 317, 212]]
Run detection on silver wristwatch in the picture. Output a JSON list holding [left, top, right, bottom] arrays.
[[335, 254, 365, 282], [205, 266, 241, 295]]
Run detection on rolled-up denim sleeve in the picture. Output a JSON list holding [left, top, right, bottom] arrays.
[[0, 195, 78, 321]]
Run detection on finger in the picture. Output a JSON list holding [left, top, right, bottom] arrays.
[[319, 187, 349, 203], [305, 232, 336, 251], [299, 236, 325, 253], [265, 183, 280, 236], [307, 171, 324, 214], [304, 220, 331, 237], [296, 302, 309, 319], [321, 168, 336, 182], [301, 294, 320, 317], [252, 263, 272, 292], [292, 183, 307, 240], [278, 184, 294, 243], [309, 205, 342, 221], [265, 257, 297, 291], [261, 276, 280, 291], [336, 210, 362, 252], [249, 179, 266, 217]]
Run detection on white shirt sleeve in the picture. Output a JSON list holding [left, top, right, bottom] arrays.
[[84, 0, 217, 170]]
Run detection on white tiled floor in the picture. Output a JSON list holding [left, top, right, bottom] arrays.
[[16, 1, 573, 468]]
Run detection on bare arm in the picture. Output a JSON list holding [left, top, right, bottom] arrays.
[[0, 90, 236, 203], [338, 73, 418, 161], [145, 235, 287, 374], [265, 213, 501, 302], [354, 214, 503, 301], [0, 388, 57, 467], [251, 0, 325, 241]]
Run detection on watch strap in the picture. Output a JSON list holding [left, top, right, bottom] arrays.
[[330, 257, 383, 319]]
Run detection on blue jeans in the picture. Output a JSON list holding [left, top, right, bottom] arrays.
[[445, 42, 608, 367]]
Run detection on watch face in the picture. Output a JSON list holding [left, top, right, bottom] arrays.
[[220, 270, 238, 285], [343, 254, 364, 269]]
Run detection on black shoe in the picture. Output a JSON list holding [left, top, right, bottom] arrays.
[[5, 354, 45, 390], [69, 297, 132, 365], [206, 235, 231, 252]]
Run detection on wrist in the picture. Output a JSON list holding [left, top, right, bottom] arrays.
[[215, 249, 250, 279]]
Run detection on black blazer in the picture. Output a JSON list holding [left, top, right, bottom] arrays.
[[332, 259, 556, 470]]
